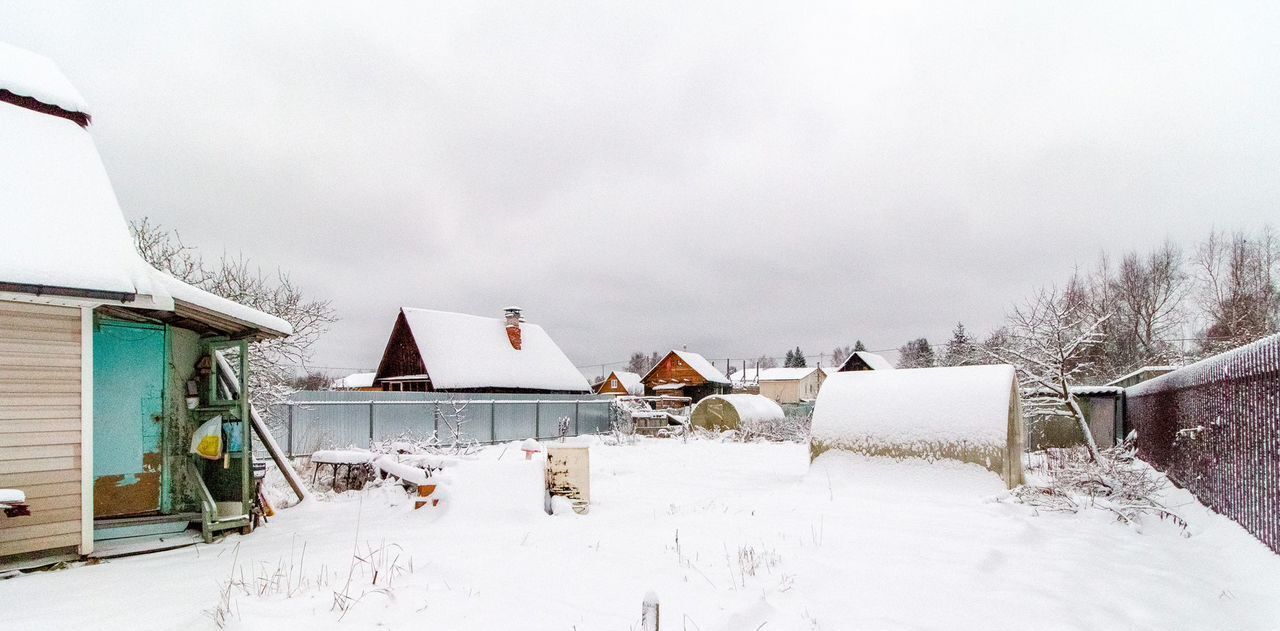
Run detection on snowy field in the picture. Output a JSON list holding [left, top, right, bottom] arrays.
[[5, 439, 1280, 630]]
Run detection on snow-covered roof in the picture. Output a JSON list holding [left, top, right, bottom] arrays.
[[840, 351, 894, 371], [0, 41, 90, 115], [1104, 365, 1177, 387], [669, 350, 731, 385], [152, 270, 292, 337], [812, 364, 1019, 449], [398, 308, 590, 392], [0, 42, 290, 339], [335, 371, 377, 389], [606, 370, 644, 395], [753, 367, 820, 382], [695, 394, 786, 424]]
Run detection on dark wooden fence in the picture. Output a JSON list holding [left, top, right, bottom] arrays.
[[1125, 333, 1280, 553]]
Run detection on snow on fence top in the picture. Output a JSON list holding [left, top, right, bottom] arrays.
[[400, 308, 591, 392], [0, 41, 90, 115], [810, 364, 1025, 488], [691, 394, 785, 430]]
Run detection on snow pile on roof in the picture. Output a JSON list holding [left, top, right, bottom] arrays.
[[0, 62, 163, 298], [607, 370, 644, 395], [0, 41, 89, 114], [0, 41, 289, 339], [400, 308, 590, 392], [850, 351, 894, 370], [810, 365, 1024, 488], [671, 350, 730, 384], [334, 371, 376, 389]]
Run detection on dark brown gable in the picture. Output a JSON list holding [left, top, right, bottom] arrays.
[[839, 354, 872, 372], [1, 89, 90, 127], [373, 311, 428, 382]]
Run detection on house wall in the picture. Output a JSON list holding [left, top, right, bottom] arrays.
[[759, 373, 824, 404], [643, 353, 709, 393], [0, 301, 83, 558]]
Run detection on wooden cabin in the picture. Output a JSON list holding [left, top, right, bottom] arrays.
[[0, 42, 292, 569], [837, 350, 895, 372], [640, 351, 731, 402], [594, 370, 643, 396], [372, 307, 590, 394]]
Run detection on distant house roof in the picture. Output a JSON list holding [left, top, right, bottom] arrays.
[[643, 350, 731, 385], [387, 308, 590, 392], [606, 370, 644, 395], [838, 351, 894, 371], [746, 367, 820, 382], [334, 371, 376, 389]]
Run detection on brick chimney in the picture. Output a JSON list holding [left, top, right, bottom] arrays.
[[503, 306, 522, 350]]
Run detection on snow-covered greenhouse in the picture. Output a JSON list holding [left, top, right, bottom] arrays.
[[810, 364, 1025, 488]]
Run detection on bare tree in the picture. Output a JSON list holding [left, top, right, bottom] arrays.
[[1193, 227, 1280, 354], [129, 218, 337, 418], [991, 286, 1110, 461]]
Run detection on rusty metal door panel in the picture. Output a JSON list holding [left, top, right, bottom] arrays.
[[93, 320, 166, 518]]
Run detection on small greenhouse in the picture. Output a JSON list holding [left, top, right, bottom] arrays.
[[809, 365, 1025, 488], [690, 394, 785, 430]]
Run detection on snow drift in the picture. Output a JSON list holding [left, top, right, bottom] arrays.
[[809, 364, 1025, 488]]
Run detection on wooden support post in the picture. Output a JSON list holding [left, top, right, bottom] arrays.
[[642, 592, 659, 631]]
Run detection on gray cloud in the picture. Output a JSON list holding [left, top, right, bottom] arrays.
[[4, 1, 1278, 375]]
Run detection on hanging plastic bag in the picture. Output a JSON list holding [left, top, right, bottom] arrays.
[[190, 416, 223, 460]]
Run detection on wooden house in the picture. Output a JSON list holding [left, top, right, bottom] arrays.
[[594, 370, 643, 396], [640, 351, 731, 402], [372, 307, 590, 394], [752, 367, 826, 404], [837, 350, 895, 372], [0, 42, 292, 569]]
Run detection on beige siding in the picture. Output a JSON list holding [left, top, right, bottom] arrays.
[[0, 301, 82, 559]]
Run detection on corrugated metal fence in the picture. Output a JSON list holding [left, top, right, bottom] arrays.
[[266, 391, 614, 457], [1125, 333, 1280, 553]]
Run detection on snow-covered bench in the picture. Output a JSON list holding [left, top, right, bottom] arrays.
[[310, 450, 377, 489]]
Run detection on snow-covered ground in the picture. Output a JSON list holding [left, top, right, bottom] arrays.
[[5, 439, 1280, 630]]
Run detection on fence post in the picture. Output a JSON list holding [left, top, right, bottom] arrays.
[[434, 400, 440, 438], [574, 400, 580, 436], [535, 400, 541, 438], [642, 592, 659, 631], [286, 403, 295, 458], [490, 401, 496, 444], [368, 401, 375, 445]]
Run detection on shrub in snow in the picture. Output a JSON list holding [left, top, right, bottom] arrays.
[[1002, 442, 1187, 532], [809, 365, 1026, 488]]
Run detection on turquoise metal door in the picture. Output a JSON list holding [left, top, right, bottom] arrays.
[[93, 320, 167, 518]]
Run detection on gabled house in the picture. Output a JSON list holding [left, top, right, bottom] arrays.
[[640, 350, 731, 402], [837, 350, 895, 372], [595, 370, 643, 396], [752, 366, 826, 404], [0, 42, 291, 568], [372, 307, 590, 394]]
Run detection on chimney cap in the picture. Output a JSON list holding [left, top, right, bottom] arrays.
[[503, 306, 522, 312]]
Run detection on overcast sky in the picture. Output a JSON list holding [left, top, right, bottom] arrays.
[[4, 2, 1278, 377]]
